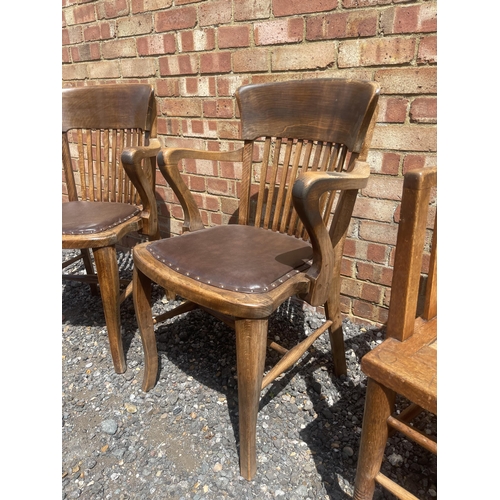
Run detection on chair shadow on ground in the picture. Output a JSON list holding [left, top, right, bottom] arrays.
[[148, 289, 388, 498], [62, 249, 140, 362]]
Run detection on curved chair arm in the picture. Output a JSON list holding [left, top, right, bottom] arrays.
[[121, 139, 162, 237], [292, 160, 370, 306], [157, 147, 244, 233]]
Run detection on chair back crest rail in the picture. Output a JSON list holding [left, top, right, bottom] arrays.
[[62, 84, 157, 207]]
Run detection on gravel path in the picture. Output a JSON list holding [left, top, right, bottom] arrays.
[[62, 249, 437, 500]]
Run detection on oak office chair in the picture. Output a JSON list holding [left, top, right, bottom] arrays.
[[353, 167, 437, 499], [132, 78, 380, 479], [62, 84, 161, 374]]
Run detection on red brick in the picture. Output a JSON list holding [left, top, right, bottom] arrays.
[[162, 98, 202, 117], [367, 151, 401, 175], [203, 99, 234, 118], [341, 277, 361, 298], [62, 63, 88, 81], [255, 18, 303, 45], [234, 0, 271, 21], [159, 54, 198, 76], [410, 97, 437, 124], [180, 76, 216, 97], [381, 4, 437, 34], [84, 22, 114, 41], [217, 120, 241, 140], [207, 178, 235, 196], [220, 161, 242, 180], [378, 97, 408, 123], [359, 220, 398, 245], [188, 175, 206, 192], [62, 47, 71, 63], [137, 34, 176, 56], [72, 4, 96, 24], [356, 262, 393, 286], [339, 37, 415, 68], [375, 67, 437, 94], [272, 42, 336, 71], [87, 60, 120, 79], [63, 26, 84, 45], [121, 58, 156, 77], [343, 0, 391, 8], [132, 0, 173, 14], [199, 0, 232, 27], [179, 29, 216, 52], [200, 52, 232, 74], [360, 282, 382, 303], [273, 0, 338, 17], [362, 174, 403, 201], [116, 14, 153, 37], [233, 48, 269, 73], [71, 43, 100, 62], [221, 197, 239, 216], [219, 25, 251, 49], [353, 197, 398, 223], [418, 35, 437, 64], [306, 11, 377, 41], [372, 124, 437, 152], [102, 39, 136, 59], [98, 0, 129, 19], [156, 79, 180, 97], [402, 154, 437, 175], [155, 6, 197, 32]]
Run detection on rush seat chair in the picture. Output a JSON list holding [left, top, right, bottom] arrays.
[[132, 78, 380, 479], [62, 84, 161, 374], [353, 166, 437, 500]]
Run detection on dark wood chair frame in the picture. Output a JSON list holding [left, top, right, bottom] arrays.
[[62, 84, 161, 374], [132, 78, 381, 480], [353, 167, 437, 500]]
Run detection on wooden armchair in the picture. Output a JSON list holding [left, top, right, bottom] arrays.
[[353, 167, 437, 500], [62, 84, 161, 374], [132, 78, 380, 479]]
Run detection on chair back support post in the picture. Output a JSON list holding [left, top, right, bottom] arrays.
[[386, 168, 437, 342]]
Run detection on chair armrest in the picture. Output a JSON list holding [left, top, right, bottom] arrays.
[[157, 147, 244, 233], [121, 139, 162, 237], [292, 160, 370, 306]]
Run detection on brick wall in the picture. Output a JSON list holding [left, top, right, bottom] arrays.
[[62, 0, 437, 327]]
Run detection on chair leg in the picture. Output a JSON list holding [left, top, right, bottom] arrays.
[[81, 248, 98, 295], [325, 296, 347, 376], [133, 266, 158, 392], [235, 318, 268, 481], [353, 378, 396, 500], [92, 245, 126, 374]]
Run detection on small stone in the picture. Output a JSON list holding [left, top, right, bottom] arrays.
[[388, 453, 404, 467], [101, 419, 118, 435], [342, 446, 354, 457], [213, 463, 223, 472], [124, 403, 137, 413]]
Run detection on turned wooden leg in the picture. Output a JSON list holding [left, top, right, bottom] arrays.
[[133, 266, 158, 392], [325, 295, 347, 377], [353, 378, 396, 500], [93, 245, 126, 374], [81, 248, 98, 295], [235, 318, 268, 481]]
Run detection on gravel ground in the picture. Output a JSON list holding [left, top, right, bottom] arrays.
[[62, 249, 437, 500]]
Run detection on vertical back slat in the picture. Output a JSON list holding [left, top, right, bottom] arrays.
[[95, 129, 102, 201], [77, 129, 87, 201], [103, 130, 110, 202], [279, 140, 303, 233], [86, 129, 95, 201], [271, 139, 294, 231], [117, 130, 125, 203], [263, 138, 282, 229], [288, 140, 313, 235], [253, 138, 272, 227], [110, 129, 117, 202]]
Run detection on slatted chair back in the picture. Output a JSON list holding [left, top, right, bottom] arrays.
[[62, 84, 157, 206], [235, 79, 379, 239]]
